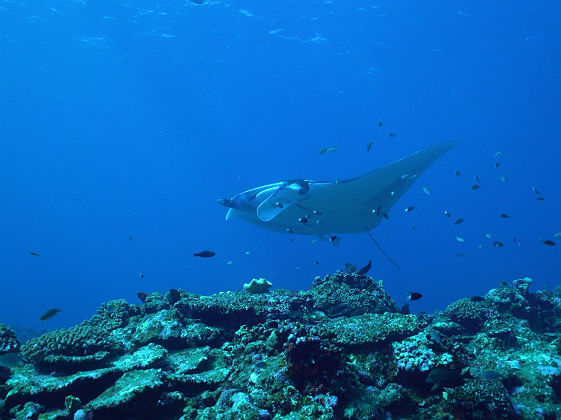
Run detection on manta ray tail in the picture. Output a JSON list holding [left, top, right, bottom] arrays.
[[365, 231, 400, 269]]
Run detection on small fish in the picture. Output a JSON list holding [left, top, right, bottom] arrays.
[[532, 186, 542, 195], [377, 121, 383, 127], [422, 187, 431, 196], [454, 170, 461, 176], [474, 175, 480, 184], [137, 292, 148, 303], [495, 162, 500, 168], [244, 251, 251, 255], [404, 206, 415, 213], [194, 250, 216, 258], [388, 132, 396, 137], [444, 210, 451, 218], [408, 291, 423, 301], [367, 140, 374, 152], [399, 303, 410, 314], [167, 288, 181, 305], [411, 225, 416, 230], [499, 213, 510, 218], [298, 217, 308, 223], [29, 252, 40, 257], [315, 261, 319, 265], [542, 240, 556, 246], [471, 184, 480, 190], [456, 236, 465, 242], [329, 235, 341, 246], [344, 263, 356, 273], [40, 308, 61, 321], [485, 233, 492, 239], [493, 241, 504, 248], [129, 235, 132, 240], [318, 146, 338, 155], [453, 218, 464, 225], [554, 232, 561, 238], [536, 197, 545, 201], [139, 272, 144, 279], [357, 260, 372, 275], [312, 210, 322, 215], [493, 151, 503, 158], [500, 175, 507, 183]]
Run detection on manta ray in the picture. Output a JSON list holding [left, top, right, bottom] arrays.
[[218, 142, 457, 267]]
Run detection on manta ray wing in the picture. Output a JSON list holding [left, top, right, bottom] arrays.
[[222, 142, 457, 235]]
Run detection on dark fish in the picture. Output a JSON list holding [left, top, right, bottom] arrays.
[[493, 241, 504, 248], [499, 213, 510, 218], [474, 175, 480, 184], [315, 261, 319, 265], [453, 218, 464, 225], [536, 197, 545, 201], [428, 330, 442, 346], [377, 121, 383, 127], [29, 252, 40, 257], [139, 272, 144, 279], [318, 146, 338, 155], [495, 162, 500, 168], [137, 292, 148, 303], [298, 216, 308, 224], [426, 368, 462, 389], [533, 186, 542, 195], [399, 303, 410, 314], [344, 263, 356, 273], [388, 132, 396, 137], [194, 250, 216, 258], [129, 235, 132, 240], [329, 235, 341, 245], [444, 211, 451, 218], [470, 295, 485, 302], [405, 206, 415, 213], [454, 171, 461, 176], [357, 260, 372, 275], [542, 240, 556, 246], [167, 289, 181, 305], [367, 140, 373, 152], [471, 184, 480, 190], [408, 291, 423, 301], [40, 308, 61, 321]]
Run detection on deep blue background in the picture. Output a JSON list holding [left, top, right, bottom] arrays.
[[1, 0, 559, 331]]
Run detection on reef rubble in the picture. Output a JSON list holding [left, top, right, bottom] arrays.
[[1, 272, 560, 419]]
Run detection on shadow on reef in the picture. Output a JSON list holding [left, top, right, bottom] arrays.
[[1, 271, 561, 419]]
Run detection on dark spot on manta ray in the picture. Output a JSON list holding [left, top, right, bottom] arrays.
[[194, 250, 215, 258], [298, 217, 308, 223]]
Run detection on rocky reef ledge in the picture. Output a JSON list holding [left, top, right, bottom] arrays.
[[1, 272, 561, 419]]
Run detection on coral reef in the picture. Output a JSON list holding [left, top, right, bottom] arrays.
[[1, 271, 560, 419]]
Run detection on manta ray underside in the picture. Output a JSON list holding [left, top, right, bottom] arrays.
[[219, 142, 456, 239]]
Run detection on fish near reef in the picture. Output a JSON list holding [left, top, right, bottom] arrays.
[[137, 292, 148, 303], [408, 291, 423, 301], [194, 250, 215, 258], [357, 260, 372, 275], [167, 289, 181, 305], [40, 308, 61, 321]]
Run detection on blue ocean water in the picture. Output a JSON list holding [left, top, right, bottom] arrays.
[[0, 0, 559, 331]]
